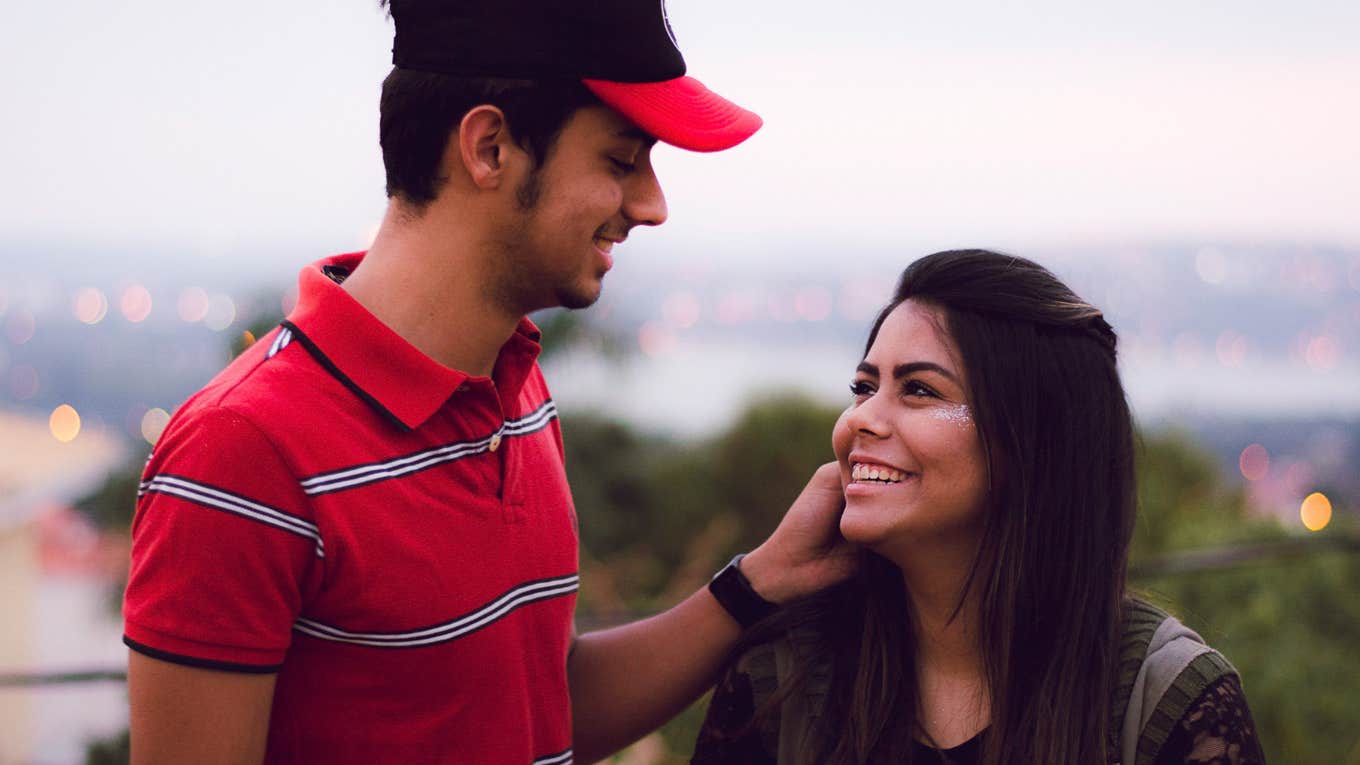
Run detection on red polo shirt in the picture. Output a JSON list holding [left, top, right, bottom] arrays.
[[124, 253, 579, 765]]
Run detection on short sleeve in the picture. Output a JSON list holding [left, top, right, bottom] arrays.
[[123, 404, 321, 672]]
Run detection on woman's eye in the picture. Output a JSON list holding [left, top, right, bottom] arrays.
[[849, 380, 875, 397], [608, 157, 636, 174], [903, 381, 937, 398]]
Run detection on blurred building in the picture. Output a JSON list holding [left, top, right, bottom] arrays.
[[0, 410, 127, 764]]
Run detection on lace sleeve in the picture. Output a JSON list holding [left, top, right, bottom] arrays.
[[690, 663, 777, 765], [1154, 674, 1267, 765]]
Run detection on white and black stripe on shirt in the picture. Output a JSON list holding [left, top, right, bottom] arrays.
[[298, 399, 558, 497], [292, 573, 580, 648], [139, 474, 324, 558], [266, 326, 294, 358]]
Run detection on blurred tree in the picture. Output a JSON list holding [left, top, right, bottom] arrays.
[[1132, 429, 1360, 765], [74, 466, 142, 533], [564, 393, 840, 616], [83, 730, 129, 765], [532, 307, 630, 363], [565, 394, 842, 762]]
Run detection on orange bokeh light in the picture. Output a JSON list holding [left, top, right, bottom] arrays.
[[49, 404, 81, 443], [1300, 492, 1332, 532]]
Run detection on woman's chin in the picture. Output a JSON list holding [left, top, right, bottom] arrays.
[[838, 506, 891, 548]]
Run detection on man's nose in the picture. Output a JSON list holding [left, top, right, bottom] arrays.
[[624, 164, 668, 227]]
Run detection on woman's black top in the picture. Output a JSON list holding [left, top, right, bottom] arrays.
[[692, 664, 1266, 764]]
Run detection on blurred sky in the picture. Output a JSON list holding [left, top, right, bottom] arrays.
[[2, 0, 1359, 272]]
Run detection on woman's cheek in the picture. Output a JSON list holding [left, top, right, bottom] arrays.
[[831, 408, 853, 461]]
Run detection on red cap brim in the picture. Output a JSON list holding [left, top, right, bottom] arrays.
[[582, 76, 762, 152]]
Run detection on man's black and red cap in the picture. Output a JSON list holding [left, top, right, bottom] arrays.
[[388, 0, 762, 152]]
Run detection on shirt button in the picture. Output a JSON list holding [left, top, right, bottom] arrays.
[[489, 432, 503, 452]]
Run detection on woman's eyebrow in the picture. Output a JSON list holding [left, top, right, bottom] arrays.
[[857, 360, 958, 383]]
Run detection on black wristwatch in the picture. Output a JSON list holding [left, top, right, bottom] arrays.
[[708, 554, 777, 629]]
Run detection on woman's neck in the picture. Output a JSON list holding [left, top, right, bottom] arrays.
[[891, 539, 991, 748], [888, 536, 984, 671], [906, 568, 982, 675]]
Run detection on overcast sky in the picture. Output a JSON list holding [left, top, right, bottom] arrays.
[[2, 0, 1358, 273]]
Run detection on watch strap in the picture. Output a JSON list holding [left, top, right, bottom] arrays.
[[708, 553, 777, 629]]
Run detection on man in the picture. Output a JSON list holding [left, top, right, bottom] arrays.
[[123, 1, 854, 763]]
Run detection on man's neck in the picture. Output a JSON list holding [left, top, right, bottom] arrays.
[[341, 202, 524, 378]]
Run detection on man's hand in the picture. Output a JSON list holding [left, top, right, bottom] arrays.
[[740, 461, 857, 604]]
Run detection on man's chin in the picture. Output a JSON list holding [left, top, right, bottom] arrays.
[[554, 284, 602, 310]]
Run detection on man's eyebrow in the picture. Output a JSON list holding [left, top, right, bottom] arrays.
[[856, 360, 959, 384], [614, 126, 658, 147]]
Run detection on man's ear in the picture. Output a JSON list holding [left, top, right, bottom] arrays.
[[456, 105, 517, 190]]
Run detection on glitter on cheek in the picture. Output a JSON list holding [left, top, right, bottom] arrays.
[[929, 403, 974, 428]]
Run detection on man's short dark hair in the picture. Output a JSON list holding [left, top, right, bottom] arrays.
[[378, 69, 599, 208]]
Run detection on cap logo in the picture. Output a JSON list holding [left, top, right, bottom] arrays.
[[660, 0, 678, 49]]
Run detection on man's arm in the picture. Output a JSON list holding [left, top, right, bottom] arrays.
[[127, 651, 276, 765], [568, 463, 854, 763]]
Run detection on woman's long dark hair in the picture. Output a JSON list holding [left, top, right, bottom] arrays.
[[740, 250, 1137, 764]]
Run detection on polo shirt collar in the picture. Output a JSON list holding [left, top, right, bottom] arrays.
[[283, 252, 543, 431]]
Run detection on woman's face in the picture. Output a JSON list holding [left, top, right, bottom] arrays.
[[832, 299, 990, 560]]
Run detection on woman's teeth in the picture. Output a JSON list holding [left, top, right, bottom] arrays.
[[851, 463, 908, 483]]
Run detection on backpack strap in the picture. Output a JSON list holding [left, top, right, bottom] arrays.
[[1114, 600, 1237, 765], [742, 627, 833, 765]]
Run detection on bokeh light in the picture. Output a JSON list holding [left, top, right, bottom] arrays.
[[203, 294, 237, 331], [5, 309, 36, 345], [839, 279, 890, 322], [11, 364, 40, 400], [661, 291, 701, 329], [120, 284, 153, 323], [637, 321, 676, 357], [141, 407, 171, 445], [1195, 248, 1227, 285], [794, 286, 833, 322], [1215, 330, 1249, 368], [177, 287, 211, 323], [1238, 444, 1270, 481], [49, 404, 81, 443], [1283, 461, 1315, 497], [1304, 335, 1339, 370], [241, 329, 257, 349], [715, 291, 755, 325], [73, 287, 109, 325], [1300, 492, 1332, 532]]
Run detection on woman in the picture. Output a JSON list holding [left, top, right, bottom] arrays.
[[692, 250, 1264, 764]]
